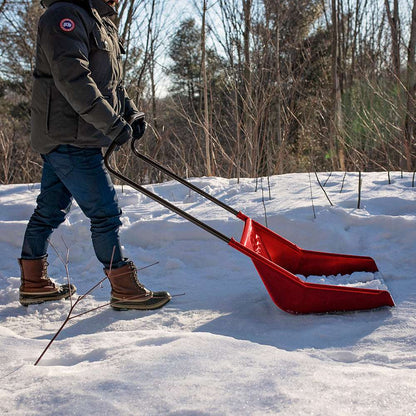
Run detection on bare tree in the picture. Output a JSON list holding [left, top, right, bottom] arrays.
[[0, 0, 7, 14], [404, 0, 416, 170], [330, 0, 345, 170], [384, 0, 401, 83], [0, 0, 43, 183], [201, 0, 213, 175]]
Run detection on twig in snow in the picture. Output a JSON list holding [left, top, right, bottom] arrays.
[[34, 247, 159, 366], [260, 177, 268, 227], [0, 365, 26, 381], [49, 239, 74, 308], [340, 172, 347, 193], [308, 172, 316, 219], [323, 172, 332, 186], [267, 176, 272, 200], [314, 171, 333, 206], [357, 171, 362, 209], [34, 246, 117, 366]]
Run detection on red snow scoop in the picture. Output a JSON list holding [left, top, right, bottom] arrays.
[[104, 139, 394, 314]]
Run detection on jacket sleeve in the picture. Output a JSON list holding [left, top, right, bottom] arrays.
[[38, 6, 127, 140], [124, 89, 142, 124]]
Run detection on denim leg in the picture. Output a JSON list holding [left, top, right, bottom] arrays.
[[21, 155, 72, 259], [43, 146, 126, 269]]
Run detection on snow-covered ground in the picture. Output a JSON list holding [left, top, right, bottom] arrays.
[[0, 171, 415, 415]]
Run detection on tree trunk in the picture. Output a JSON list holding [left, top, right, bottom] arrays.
[[331, 0, 345, 170], [404, 0, 416, 170], [275, 15, 284, 174], [242, 0, 254, 175], [201, 0, 212, 175], [385, 0, 401, 83]]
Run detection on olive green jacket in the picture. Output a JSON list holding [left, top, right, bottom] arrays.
[[31, 0, 139, 154]]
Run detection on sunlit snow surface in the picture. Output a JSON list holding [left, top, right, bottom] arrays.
[[297, 271, 388, 290], [0, 171, 415, 415]]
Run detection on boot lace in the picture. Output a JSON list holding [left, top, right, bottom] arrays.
[[128, 262, 146, 290], [42, 260, 56, 287]]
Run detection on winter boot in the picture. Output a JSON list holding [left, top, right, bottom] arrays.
[[105, 261, 171, 311], [18, 257, 76, 306]]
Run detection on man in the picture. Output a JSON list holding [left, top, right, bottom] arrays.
[[19, 0, 171, 310]]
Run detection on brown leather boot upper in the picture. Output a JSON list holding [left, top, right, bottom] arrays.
[[19, 257, 59, 294], [105, 262, 152, 301]]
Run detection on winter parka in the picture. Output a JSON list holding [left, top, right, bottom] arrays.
[[31, 0, 139, 154]]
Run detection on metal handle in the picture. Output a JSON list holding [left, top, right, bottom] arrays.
[[103, 138, 238, 244], [130, 139, 239, 216]]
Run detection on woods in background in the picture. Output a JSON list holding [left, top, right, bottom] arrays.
[[1, 0, 416, 184]]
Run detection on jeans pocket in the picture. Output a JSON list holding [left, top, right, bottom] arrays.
[[44, 145, 76, 177]]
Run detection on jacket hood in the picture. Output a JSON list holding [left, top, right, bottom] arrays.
[[41, 0, 116, 17]]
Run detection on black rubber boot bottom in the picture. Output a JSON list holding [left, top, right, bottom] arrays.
[[20, 284, 77, 306]]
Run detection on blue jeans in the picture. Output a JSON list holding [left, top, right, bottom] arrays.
[[21, 145, 127, 269]]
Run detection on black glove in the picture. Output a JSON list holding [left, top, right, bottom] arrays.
[[113, 123, 133, 146], [131, 113, 146, 141]]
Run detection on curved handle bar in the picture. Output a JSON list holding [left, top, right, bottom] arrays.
[[103, 138, 236, 244], [129, 139, 239, 217]]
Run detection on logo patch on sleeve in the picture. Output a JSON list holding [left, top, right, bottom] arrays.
[[59, 18, 75, 32]]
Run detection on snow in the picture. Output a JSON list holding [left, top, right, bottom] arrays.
[[0, 171, 415, 415], [296, 272, 389, 290]]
